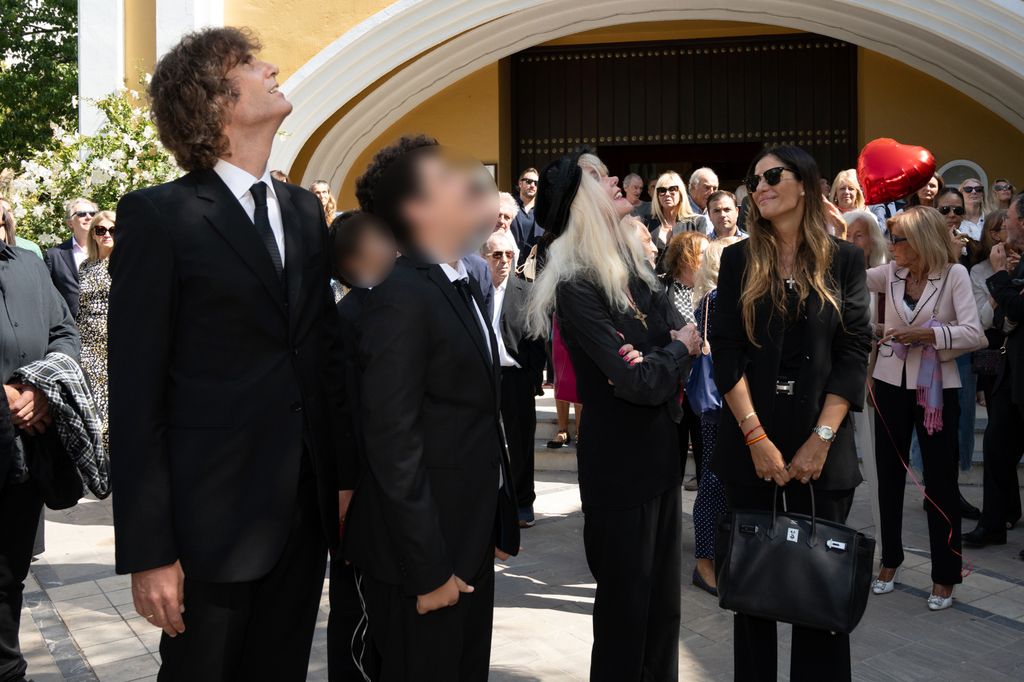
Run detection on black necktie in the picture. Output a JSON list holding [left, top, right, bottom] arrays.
[[453, 279, 489, 351], [249, 182, 284, 278]]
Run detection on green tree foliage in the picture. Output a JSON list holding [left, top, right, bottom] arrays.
[[0, 0, 77, 172]]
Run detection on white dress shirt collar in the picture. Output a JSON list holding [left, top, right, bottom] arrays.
[[213, 158, 276, 202], [439, 260, 469, 283]]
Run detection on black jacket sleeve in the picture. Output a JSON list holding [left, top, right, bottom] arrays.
[[36, 258, 80, 360], [107, 190, 179, 574], [556, 279, 690, 405], [988, 270, 1024, 323], [709, 243, 748, 395], [825, 244, 872, 410], [358, 277, 452, 595]]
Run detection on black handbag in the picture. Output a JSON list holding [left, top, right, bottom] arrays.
[[715, 485, 875, 634], [971, 343, 1005, 376]]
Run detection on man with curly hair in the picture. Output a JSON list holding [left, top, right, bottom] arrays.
[[107, 27, 354, 681], [343, 136, 519, 679]]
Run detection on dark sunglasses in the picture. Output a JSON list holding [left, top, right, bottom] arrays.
[[94, 225, 116, 236], [888, 233, 908, 245], [74, 210, 97, 218], [488, 250, 515, 261], [656, 185, 681, 195], [994, 183, 1013, 191], [520, 178, 538, 186], [962, 186, 984, 194], [743, 166, 799, 194], [938, 205, 965, 216]]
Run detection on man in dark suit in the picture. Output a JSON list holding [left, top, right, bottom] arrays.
[[44, 197, 96, 317], [967, 195, 1024, 548], [480, 229, 545, 526], [344, 135, 519, 681], [107, 28, 352, 681]]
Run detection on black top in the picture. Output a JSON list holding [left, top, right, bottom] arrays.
[[709, 238, 871, 490], [988, 264, 1024, 404], [555, 275, 691, 510], [779, 286, 809, 380]]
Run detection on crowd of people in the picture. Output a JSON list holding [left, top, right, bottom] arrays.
[[1, 24, 1024, 682]]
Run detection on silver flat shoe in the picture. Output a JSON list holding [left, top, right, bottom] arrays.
[[871, 568, 900, 595], [927, 593, 954, 611]]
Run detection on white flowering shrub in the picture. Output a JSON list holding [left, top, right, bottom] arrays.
[[7, 87, 180, 246]]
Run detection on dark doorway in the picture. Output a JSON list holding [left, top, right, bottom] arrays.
[[596, 142, 762, 198]]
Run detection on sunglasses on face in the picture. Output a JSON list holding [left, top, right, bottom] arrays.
[[488, 250, 515, 261], [938, 205, 965, 216], [888, 233, 908, 245], [94, 225, 115, 236], [995, 183, 1013, 191], [656, 185, 680, 195], [74, 211, 97, 218], [962, 186, 984, 194], [743, 166, 799, 194], [520, 178, 538, 186]]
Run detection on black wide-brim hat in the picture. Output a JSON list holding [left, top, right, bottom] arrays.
[[534, 152, 583, 241]]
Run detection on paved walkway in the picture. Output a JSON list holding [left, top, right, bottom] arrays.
[[17, 471, 1024, 681]]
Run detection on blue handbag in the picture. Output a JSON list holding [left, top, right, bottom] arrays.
[[685, 293, 722, 422]]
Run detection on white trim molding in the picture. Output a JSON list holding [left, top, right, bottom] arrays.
[[78, 0, 125, 134], [268, 0, 1024, 189], [156, 0, 225, 58]]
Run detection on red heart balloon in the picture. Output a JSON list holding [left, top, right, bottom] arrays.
[[856, 138, 936, 205]]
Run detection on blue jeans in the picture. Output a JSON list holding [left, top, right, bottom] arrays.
[[956, 354, 977, 471]]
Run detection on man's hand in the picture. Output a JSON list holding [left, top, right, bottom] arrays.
[[10, 384, 49, 434], [416, 575, 473, 615], [338, 489, 354, 543], [4, 384, 20, 408], [495, 547, 511, 561], [991, 243, 1009, 272], [132, 561, 186, 637], [670, 323, 701, 355]]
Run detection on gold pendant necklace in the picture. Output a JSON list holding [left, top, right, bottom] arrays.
[[627, 292, 648, 330]]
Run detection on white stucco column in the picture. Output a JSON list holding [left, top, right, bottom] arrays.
[[77, 0, 125, 134], [156, 0, 225, 58]]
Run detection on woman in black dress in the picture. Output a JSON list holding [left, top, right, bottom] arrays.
[[710, 146, 871, 682], [527, 152, 700, 682]]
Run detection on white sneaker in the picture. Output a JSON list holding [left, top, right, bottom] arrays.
[[871, 569, 899, 595], [927, 593, 954, 611]]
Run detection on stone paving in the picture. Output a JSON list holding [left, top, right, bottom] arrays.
[[17, 468, 1024, 681]]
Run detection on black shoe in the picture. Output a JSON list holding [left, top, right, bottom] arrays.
[[692, 567, 718, 597], [963, 524, 1007, 547], [960, 493, 982, 520]]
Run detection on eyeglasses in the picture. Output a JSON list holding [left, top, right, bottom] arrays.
[[995, 183, 1013, 191], [656, 185, 680, 195], [94, 225, 115, 236], [520, 178, 538, 186], [962, 186, 984, 194], [938, 205, 965, 216], [888, 233, 908, 245], [74, 211, 97, 218], [743, 167, 799, 194], [488, 250, 515, 261]]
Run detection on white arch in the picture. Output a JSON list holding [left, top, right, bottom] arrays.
[[268, 0, 1024, 188]]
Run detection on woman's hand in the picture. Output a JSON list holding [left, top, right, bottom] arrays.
[[991, 243, 1009, 272], [824, 199, 847, 238], [670, 323, 701, 355], [885, 326, 935, 345], [749, 437, 790, 487], [788, 434, 830, 484], [618, 343, 643, 365]]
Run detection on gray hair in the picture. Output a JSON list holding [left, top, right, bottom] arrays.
[[689, 167, 718, 189], [498, 191, 519, 216], [66, 197, 97, 220], [482, 228, 519, 260], [623, 173, 643, 188], [843, 209, 888, 267]]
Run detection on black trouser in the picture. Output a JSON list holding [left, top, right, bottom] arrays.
[[500, 366, 537, 513], [328, 558, 375, 682], [158, 471, 327, 682], [980, 377, 1024, 530], [0, 479, 43, 682], [725, 483, 855, 682], [360, 557, 495, 682], [872, 380, 962, 585], [583, 485, 681, 682], [679, 398, 703, 479]]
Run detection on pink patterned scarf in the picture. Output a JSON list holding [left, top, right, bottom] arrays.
[[893, 318, 944, 435]]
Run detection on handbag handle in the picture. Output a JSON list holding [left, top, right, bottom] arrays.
[[700, 291, 712, 356], [768, 483, 818, 547]]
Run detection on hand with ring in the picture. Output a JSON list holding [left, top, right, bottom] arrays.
[[618, 343, 644, 366]]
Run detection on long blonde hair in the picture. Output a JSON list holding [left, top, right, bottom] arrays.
[[829, 169, 866, 211], [526, 169, 659, 338], [741, 146, 840, 346], [87, 210, 116, 262], [693, 236, 740, 302], [651, 171, 698, 226], [310, 180, 336, 224]]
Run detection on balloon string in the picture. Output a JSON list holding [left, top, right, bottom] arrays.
[[866, 381, 973, 579]]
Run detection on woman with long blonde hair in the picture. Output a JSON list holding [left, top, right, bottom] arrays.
[[710, 145, 871, 680], [829, 169, 867, 213], [309, 179, 337, 225], [527, 152, 700, 681], [644, 171, 709, 270]]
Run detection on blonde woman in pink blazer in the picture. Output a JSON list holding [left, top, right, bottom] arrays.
[[866, 206, 985, 611]]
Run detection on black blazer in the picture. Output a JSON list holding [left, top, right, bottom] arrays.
[[556, 276, 691, 510], [335, 288, 369, 482], [108, 168, 352, 582], [710, 238, 871, 490], [499, 275, 545, 389], [344, 257, 519, 596], [45, 238, 81, 318], [988, 267, 1024, 404]]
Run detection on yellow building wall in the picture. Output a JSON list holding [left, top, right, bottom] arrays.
[[124, 0, 156, 86]]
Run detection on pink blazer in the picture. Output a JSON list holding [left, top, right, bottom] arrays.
[[866, 262, 985, 389]]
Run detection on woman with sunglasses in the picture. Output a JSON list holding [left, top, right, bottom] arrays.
[[76, 210, 117, 451], [959, 178, 988, 230], [711, 146, 871, 681], [867, 207, 985, 611], [990, 179, 1015, 211], [937, 186, 981, 245], [645, 171, 709, 271]]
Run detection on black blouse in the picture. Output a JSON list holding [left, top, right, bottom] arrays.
[[555, 276, 691, 510]]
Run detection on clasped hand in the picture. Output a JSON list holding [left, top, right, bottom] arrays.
[[751, 433, 828, 486], [883, 326, 935, 346], [4, 383, 51, 434]]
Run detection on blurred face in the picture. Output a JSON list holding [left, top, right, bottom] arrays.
[[68, 201, 97, 239], [518, 172, 538, 201], [845, 218, 871, 266], [819, 178, 831, 196], [92, 218, 116, 254], [484, 236, 515, 286], [708, 196, 737, 234], [341, 229, 397, 289], [624, 177, 643, 203], [835, 181, 858, 211], [1005, 204, 1024, 250], [311, 183, 331, 208], [937, 192, 965, 232], [657, 182, 681, 212], [987, 218, 1006, 246], [917, 177, 940, 205], [751, 155, 804, 222], [961, 180, 984, 209], [635, 224, 657, 266], [495, 203, 516, 232], [691, 174, 718, 209], [647, 179, 657, 199], [223, 53, 292, 132], [994, 181, 1014, 203], [887, 221, 917, 269], [403, 151, 498, 264], [677, 248, 704, 287]]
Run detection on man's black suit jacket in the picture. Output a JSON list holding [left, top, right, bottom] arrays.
[[108, 168, 352, 583], [988, 266, 1024, 405], [45, 238, 81, 318], [498, 275, 545, 391], [344, 257, 520, 596]]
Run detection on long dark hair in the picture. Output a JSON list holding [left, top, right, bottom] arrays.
[[906, 174, 945, 207]]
